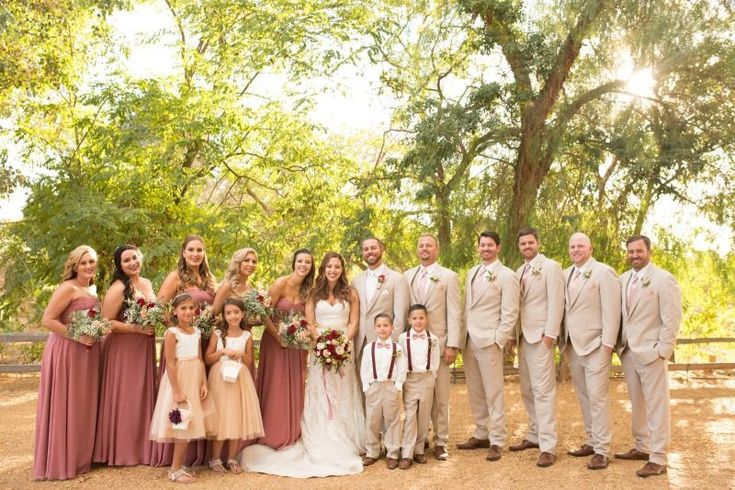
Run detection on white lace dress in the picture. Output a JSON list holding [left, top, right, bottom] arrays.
[[239, 300, 365, 477]]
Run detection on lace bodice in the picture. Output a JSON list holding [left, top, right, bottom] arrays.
[[314, 300, 350, 332]]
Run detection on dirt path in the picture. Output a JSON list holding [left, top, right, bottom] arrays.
[[1, 373, 732, 489]]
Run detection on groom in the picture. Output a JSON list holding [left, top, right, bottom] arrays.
[[404, 233, 462, 461], [352, 237, 410, 365]]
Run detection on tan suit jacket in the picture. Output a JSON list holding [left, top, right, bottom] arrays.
[[404, 264, 462, 350], [352, 266, 410, 356], [463, 260, 520, 349], [561, 258, 621, 356], [515, 253, 565, 344], [617, 264, 682, 364]]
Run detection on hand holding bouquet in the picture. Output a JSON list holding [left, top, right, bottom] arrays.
[[242, 288, 273, 325], [278, 313, 312, 349], [68, 306, 111, 348], [123, 297, 168, 336], [313, 328, 352, 374]]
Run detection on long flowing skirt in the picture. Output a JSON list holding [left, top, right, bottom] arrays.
[[240, 355, 365, 478], [149, 358, 217, 443], [93, 333, 156, 465], [254, 331, 307, 449], [33, 333, 100, 480], [208, 361, 264, 440]]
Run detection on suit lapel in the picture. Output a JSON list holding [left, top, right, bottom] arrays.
[[366, 269, 390, 313], [566, 261, 592, 310], [469, 265, 483, 308], [628, 265, 653, 317], [521, 256, 541, 300], [409, 267, 421, 303], [424, 269, 439, 304]]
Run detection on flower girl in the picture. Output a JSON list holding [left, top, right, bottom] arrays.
[[149, 293, 217, 483], [205, 298, 264, 474]]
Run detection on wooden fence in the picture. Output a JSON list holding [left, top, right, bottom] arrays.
[[1, 333, 733, 377]]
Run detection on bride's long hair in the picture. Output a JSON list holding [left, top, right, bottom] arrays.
[[310, 251, 352, 304]]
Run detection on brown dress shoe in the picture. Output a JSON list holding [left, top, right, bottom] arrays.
[[536, 452, 556, 468], [413, 453, 427, 464], [637, 462, 667, 477], [614, 448, 650, 461], [509, 439, 540, 452], [398, 458, 413, 470], [386, 458, 399, 470], [434, 446, 448, 460], [362, 456, 378, 466], [587, 453, 609, 470], [457, 437, 491, 450], [567, 444, 595, 457], [486, 445, 502, 461]]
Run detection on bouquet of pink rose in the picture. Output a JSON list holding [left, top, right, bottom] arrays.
[[123, 297, 168, 336], [313, 328, 352, 373], [192, 305, 216, 338], [278, 313, 312, 349], [68, 306, 111, 347], [241, 288, 273, 324]]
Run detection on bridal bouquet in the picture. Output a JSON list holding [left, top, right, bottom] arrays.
[[242, 288, 273, 324], [193, 305, 216, 338], [68, 306, 111, 347], [278, 313, 312, 349], [123, 297, 168, 336], [313, 329, 352, 373]]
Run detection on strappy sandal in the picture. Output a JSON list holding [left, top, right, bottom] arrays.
[[208, 458, 227, 473], [227, 459, 243, 474], [168, 467, 195, 484]]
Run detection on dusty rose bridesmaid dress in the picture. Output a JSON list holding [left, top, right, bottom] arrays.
[[33, 296, 101, 480]]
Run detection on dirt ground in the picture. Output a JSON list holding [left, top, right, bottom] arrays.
[[1, 372, 733, 489]]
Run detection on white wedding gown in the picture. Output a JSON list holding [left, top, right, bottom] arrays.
[[239, 299, 366, 477]]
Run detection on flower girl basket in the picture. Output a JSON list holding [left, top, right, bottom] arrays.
[[220, 358, 242, 383], [171, 399, 193, 430]]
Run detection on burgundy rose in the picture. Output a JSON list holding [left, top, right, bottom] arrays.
[[137, 298, 146, 306], [287, 325, 297, 334], [378, 274, 386, 283], [87, 308, 97, 318], [168, 408, 182, 424]]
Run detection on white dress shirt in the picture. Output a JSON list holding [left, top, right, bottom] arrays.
[[360, 338, 407, 392], [399, 328, 440, 376]]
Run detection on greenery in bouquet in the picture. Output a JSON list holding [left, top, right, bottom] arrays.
[[192, 305, 216, 338], [278, 313, 312, 349], [123, 297, 169, 336], [241, 288, 273, 323], [313, 328, 352, 373], [67, 307, 111, 344]]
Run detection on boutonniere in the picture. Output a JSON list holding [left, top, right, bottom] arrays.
[[485, 270, 497, 282], [376, 274, 386, 288], [531, 266, 542, 276], [428, 337, 438, 348], [640, 277, 651, 288], [428, 273, 439, 282], [583, 271, 592, 279], [392, 348, 402, 359]]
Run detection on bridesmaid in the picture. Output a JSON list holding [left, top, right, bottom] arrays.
[[256, 248, 314, 449], [93, 245, 157, 466], [150, 234, 217, 468], [33, 245, 102, 480], [212, 247, 259, 380]]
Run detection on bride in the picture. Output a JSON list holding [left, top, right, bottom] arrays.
[[240, 251, 365, 477]]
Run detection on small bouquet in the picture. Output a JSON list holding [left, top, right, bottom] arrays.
[[123, 297, 168, 336], [313, 328, 352, 373], [242, 288, 273, 324], [278, 313, 312, 349], [68, 306, 111, 348], [169, 399, 192, 430], [193, 305, 216, 338]]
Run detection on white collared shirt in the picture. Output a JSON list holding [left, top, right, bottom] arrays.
[[365, 264, 386, 305], [360, 339, 406, 392], [399, 328, 440, 376]]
